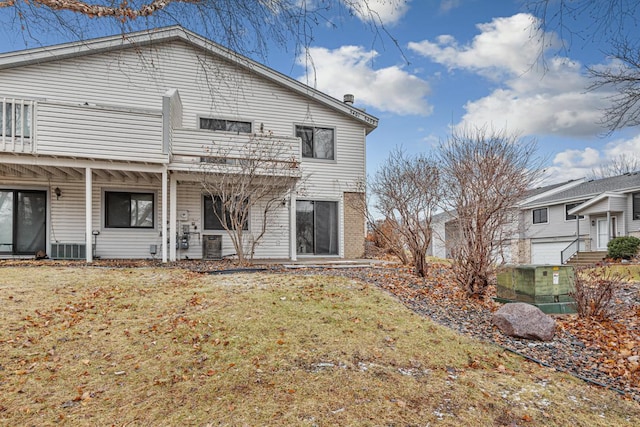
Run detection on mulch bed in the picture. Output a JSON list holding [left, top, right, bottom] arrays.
[[2, 258, 639, 401]]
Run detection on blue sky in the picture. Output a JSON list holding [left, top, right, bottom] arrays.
[[287, 0, 640, 185], [1, 0, 637, 185]]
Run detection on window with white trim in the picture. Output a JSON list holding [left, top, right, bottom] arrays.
[[565, 201, 586, 221], [296, 125, 335, 160], [105, 191, 154, 228], [532, 208, 548, 224]]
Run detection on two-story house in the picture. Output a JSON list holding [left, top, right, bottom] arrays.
[[431, 172, 640, 265], [429, 179, 584, 264], [0, 26, 378, 262], [520, 172, 640, 264]]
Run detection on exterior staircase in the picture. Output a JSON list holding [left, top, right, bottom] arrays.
[[565, 251, 608, 266]]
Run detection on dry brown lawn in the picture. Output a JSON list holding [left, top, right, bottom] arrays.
[[0, 266, 639, 426]]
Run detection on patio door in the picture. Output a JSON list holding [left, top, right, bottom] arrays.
[[296, 200, 338, 255], [596, 218, 609, 250], [0, 190, 46, 255]]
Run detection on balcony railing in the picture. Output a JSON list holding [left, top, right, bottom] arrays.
[[171, 128, 300, 177], [0, 98, 34, 153]]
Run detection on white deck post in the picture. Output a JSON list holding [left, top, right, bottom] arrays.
[[169, 173, 177, 261], [85, 167, 93, 263], [289, 190, 297, 261], [161, 168, 168, 263]]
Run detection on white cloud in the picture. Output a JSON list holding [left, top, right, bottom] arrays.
[[542, 134, 640, 183], [298, 45, 432, 116], [345, 0, 411, 26], [408, 13, 614, 138], [439, 0, 461, 14]]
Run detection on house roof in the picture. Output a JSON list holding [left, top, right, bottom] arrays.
[[522, 172, 640, 208], [0, 26, 379, 133], [518, 179, 584, 205]]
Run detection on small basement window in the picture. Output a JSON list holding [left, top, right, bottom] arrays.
[[200, 117, 252, 134]]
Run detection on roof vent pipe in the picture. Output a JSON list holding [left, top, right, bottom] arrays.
[[343, 94, 354, 105]]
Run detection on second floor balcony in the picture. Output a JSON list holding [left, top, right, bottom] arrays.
[[1, 97, 166, 163], [1, 95, 301, 179]]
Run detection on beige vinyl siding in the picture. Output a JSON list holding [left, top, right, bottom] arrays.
[[172, 129, 299, 163], [0, 41, 366, 163], [49, 181, 164, 258], [36, 102, 165, 162], [91, 180, 164, 259], [0, 39, 371, 259], [173, 183, 290, 260], [50, 182, 87, 244]]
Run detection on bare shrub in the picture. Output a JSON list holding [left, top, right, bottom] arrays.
[[370, 148, 441, 277], [199, 133, 301, 264], [570, 266, 624, 319], [438, 126, 543, 297], [367, 218, 410, 263]]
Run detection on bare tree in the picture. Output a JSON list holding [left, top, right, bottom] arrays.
[[0, 0, 401, 60], [438, 126, 542, 297], [370, 148, 441, 277], [589, 153, 640, 179], [588, 40, 640, 132], [199, 131, 301, 264], [525, 1, 640, 133]]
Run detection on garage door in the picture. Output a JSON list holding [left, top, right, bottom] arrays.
[[531, 242, 569, 264]]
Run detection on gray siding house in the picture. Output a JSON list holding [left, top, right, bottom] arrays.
[[520, 172, 640, 264], [0, 26, 378, 262], [432, 172, 640, 264]]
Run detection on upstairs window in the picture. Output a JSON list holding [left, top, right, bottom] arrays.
[[532, 208, 548, 224], [0, 102, 31, 138], [105, 191, 154, 228], [200, 117, 252, 134], [565, 201, 586, 221], [296, 125, 335, 160]]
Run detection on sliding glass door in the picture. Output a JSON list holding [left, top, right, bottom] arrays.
[[0, 190, 46, 254], [296, 200, 338, 255]]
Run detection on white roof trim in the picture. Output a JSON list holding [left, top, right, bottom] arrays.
[[0, 26, 378, 132], [567, 191, 627, 215]]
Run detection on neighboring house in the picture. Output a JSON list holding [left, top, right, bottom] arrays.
[[0, 26, 377, 262], [430, 179, 585, 264], [520, 172, 640, 264]]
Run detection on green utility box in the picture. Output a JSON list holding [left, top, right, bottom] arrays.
[[496, 265, 576, 314]]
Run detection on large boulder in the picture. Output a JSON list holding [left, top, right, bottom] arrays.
[[492, 303, 556, 342]]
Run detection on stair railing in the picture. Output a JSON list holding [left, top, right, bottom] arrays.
[[560, 237, 586, 264]]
